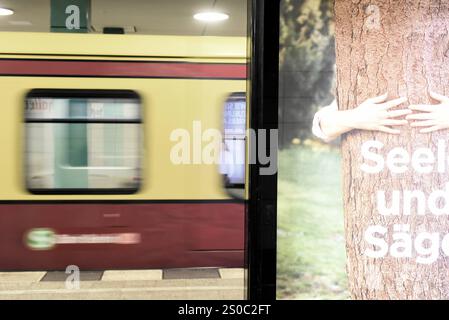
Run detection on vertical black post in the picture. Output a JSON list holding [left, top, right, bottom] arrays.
[[247, 0, 280, 300]]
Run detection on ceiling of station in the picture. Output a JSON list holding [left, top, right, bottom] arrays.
[[0, 0, 247, 36]]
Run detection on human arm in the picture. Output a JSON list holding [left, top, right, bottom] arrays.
[[313, 93, 410, 142]]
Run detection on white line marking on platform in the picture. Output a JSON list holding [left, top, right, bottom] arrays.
[[0, 272, 46, 282], [218, 268, 245, 279], [101, 270, 163, 281]]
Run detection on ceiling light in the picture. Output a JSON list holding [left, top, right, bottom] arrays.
[[193, 12, 229, 22], [0, 8, 14, 16]]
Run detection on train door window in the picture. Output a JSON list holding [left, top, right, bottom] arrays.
[[25, 89, 142, 194], [220, 93, 246, 199]]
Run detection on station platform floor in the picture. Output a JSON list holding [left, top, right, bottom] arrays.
[[0, 268, 246, 300]]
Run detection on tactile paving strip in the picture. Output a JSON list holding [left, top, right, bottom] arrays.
[[36, 268, 242, 282], [163, 268, 220, 280], [41, 271, 104, 282]]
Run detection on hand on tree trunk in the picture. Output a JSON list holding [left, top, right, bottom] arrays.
[[346, 94, 410, 133], [407, 91, 449, 133], [314, 93, 410, 142]]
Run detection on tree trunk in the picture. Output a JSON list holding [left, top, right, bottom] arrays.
[[335, 0, 449, 299]]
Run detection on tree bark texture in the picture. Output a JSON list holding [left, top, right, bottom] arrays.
[[335, 0, 449, 299]]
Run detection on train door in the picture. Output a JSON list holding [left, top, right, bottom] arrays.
[[221, 93, 247, 199]]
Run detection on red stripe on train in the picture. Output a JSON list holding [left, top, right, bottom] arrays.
[[0, 59, 247, 79], [0, 202, 245, 270]]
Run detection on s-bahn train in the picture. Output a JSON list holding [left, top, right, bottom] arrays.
[[0, 32, 248, 270]]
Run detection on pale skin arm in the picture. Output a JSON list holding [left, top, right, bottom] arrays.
[[407, 91, 449, 133], [319, 93, 410, 141]]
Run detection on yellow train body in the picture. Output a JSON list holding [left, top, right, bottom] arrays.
[[0, 32, 248, 201]]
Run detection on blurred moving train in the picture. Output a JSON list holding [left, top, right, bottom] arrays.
[[0, 32, 248, 270]]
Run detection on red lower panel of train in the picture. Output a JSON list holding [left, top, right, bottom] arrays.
[[0, 202, 245, 270]]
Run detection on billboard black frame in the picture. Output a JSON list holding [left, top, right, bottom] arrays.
[[247, 0, 280, 300]]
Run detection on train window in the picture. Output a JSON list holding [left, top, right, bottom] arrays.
[[220, 93, 246, 198], [25, 89, 142, 194]]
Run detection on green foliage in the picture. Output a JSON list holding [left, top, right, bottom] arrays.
[[277, 2, 345, 299], [279, 0, 336, 145], [280, 0, 334, 68], [277, 145, 349, 299]]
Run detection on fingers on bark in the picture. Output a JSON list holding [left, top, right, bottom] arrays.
[[381, 119, 408, 126], [406, 112, 435, 120], [387, 109, 412, 118], [367, 92, 388, 104], [410, 120, 436, 127], [419, 126, 441, 133], [408, 104, 437, 112], [429, 91, 449, 103], [381, 97, 407, 109], [377, 126, 401, 134]]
